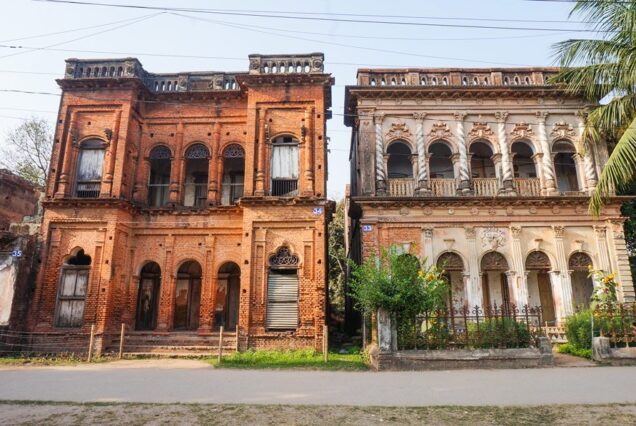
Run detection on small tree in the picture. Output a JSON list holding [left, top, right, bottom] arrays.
[[1, 117, 53, 188], [327, 199, 346, 312]]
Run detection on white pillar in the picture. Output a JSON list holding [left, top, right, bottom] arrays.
[[548, 271, 564, 322], [496, 112, 515, 193], [374, 113, 386, 195], [553, 226, 574, 319], [465, 226, 481, 308], [510, 226, 528, 306], [594, 226, 611, 272], [537, 112, 557, 195], [414, 112, 429, 194], [454, 112, 471, 193], [576, 113, 598, 192], [421, 227, 434, 264]]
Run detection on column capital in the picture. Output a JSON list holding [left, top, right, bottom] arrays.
[[552, 225, 565, 238], [536, 111, 549, 122], [495, 111, 509, 122], [453, 112, 467, 121], [373, 112, 385, 123], [413, 112, 427, 121]]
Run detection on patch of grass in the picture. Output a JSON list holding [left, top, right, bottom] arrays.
[[208, 348, 368, 370], [0, 354, 112, 366], [558, 343, 593, 359]]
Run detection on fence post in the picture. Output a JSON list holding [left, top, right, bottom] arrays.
[[118, 323, 126, 359], [87, 324, 95, 363], [323, 325, 328, 363], [235, 325, 239, 352], [218, 326, 224, 363]]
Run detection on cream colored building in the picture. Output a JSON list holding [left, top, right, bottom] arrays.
[[345, 67, 634, 325]]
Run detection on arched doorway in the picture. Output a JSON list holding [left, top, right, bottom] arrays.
[[136, 262, 161, 330], [174, 261, 202, 330], [215, 262, 241, 330], [55, 249, 91, 327], [267, 246, 300, 330], [553, 140, 580, 193], [428, 141, 455, 196], [569, 252, 594, 309], [525, 251, 556, 324], [480, 251, 510, 311], [470, 140, 497, 196], [387, 141, 413, 178], [437, 252, 466, 309]]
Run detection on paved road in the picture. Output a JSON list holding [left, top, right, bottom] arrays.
[[1, 360, 635, 406]]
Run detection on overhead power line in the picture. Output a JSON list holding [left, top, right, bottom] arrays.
[[34, 0, 602, 32]]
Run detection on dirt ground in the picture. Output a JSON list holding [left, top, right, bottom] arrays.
[[1, 402, 635, 425]]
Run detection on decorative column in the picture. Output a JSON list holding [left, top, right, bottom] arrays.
[[465, 226, 481, 308], [206, 122, 221, 205], [576, 112, 598, 192], [101, 110, 122, 197], [510, 226, 528, 306], [374, 113, 387, 195], [495, 112, 515, 194], [254, 110, 267, 196], [454, 112, 471, 193], [537, 112, 557, 195], [553, 225, 573, 319], [594, 226, 611, 272], [414, 112, 430, 194], [421, 227, 434, 263], [169, 122, 184, 204], [303, 108, 315, 195], [56, 112, 77, 198]]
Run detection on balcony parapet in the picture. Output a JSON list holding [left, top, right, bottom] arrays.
[[248, 53, 324, 75], [356, 68, 559, 87]]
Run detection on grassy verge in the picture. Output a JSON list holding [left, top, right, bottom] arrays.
[[0, 354, 112, 366], [1, 401, 636, 425], [557, 343, 593, 359], [208, 348, 368, 370]]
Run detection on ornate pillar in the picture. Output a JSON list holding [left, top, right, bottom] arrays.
[[303, 108, 315, 196], [374, 113, 387, 195], [465, 226, 481, 308], [414, 112, 430, 194], [576, 112, 598, 192], [510, 226, 528, 306], [454, 112, 471, 193], [495, 112, 515, 194], [169, 122, 184, 204], [56, 112, 77, 198], [101, 110, 122, 197], [254, 111, 267, 196], [537, 112, 557, 195], [553, 226, 573, 319], [208, 122, 221, 205], [594, 226, 611, 272], [572, 153, 587, 193]]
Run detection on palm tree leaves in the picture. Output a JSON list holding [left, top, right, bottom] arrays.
[[552, 0, 636, 215]]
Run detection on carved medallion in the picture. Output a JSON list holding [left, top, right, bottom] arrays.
[[386, 121, 411, 140], [510, 122, 534, 140], [481, 228, 506, 250], [551, 121, 576, 139], [468, 122, 495, 140], [427, 121, 452, 140]]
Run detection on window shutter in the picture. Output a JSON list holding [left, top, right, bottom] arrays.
[[266, 272, 299, 329]]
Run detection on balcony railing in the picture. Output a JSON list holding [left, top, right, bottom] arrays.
[[221, 183, 244, 205], [147, 184, 170, 207], [75, 182, 100, 198], [473, 178, 499, 196], [430, 178, 456, 196], [514, 178, 541, 196], [271, 179, 299, 197], [388, 178, 415, 196]]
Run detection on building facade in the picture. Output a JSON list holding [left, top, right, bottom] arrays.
[[345, 68, 634, 326], [29, 53, 333, 353], [0, 169, 39, 231]]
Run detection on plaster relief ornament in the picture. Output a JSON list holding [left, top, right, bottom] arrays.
[[551, 121, 576, 139], [427, 121, 452, 140], [510, 122, 534, 140], [481, 227, 506, 250], [468, 122, 495, 140], [386, 121, 412, 140]]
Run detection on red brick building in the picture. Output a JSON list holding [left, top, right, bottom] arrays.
[[29, 54, 333, 354], [0, 169, 39, 231]]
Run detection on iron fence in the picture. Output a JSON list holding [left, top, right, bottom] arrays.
[[593, 303, 636, 348], [398, 304, 545, 350]]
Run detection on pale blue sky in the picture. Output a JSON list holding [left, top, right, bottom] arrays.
[[0, 0, 585, 198]]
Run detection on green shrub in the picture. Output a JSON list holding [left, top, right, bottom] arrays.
[[467, 318, 532, 349], [564, 309, 593, 350], [558, 343, 592, 359]]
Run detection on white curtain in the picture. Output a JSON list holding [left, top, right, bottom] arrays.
[[77, 148, 105, 181], [271, 145, 299, 179]]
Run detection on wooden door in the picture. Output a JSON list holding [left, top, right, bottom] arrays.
[[136, 277, 159, 330], [537, 272, 556, 323]]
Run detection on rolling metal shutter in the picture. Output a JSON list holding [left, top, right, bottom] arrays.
[[266, 272, 299, 330]]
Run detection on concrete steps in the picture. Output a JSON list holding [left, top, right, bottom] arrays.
[[106, 331, 237, 357]]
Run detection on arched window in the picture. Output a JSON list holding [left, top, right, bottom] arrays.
[[216, 262, 241, 329], [183, 143, 209, 207], [428, 141, 455, 196], [136, 262, 161, 330], [267, 246, 299, 330], [437, 252, 466, 309], [221, 144, 245, 205], [75, 139, 105, 197], [174, 261, 202, 330], [553, 140, 580, 193], [525, 251, 555, 323], [470, 140, 496, 178], [56, 249, 91, 327], [271, 135, 299, 196], [511, 141, 536, 178], [148, 146, 171, 207], [386, 141, 413, 178], [569, 252, 594, 308], [480, 251, 510, 310]]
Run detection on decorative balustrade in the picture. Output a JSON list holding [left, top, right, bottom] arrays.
[[514, 178, 541, 196], [388, 178, 415, 197], [473, 178, 499, 196], [430, 178, 456, 196], [75, 182, 100, 198], [357, 68, 558, 87], [270, 179, 299, 197], [248, 53, 324, 75]]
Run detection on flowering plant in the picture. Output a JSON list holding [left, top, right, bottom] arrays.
[[589, 265, 619, 311]]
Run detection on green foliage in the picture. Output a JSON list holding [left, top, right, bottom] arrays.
[[565, 309, 593, 350], [209, 349, 367, 370], [551, 2, 636, 215], [348, 247, 448, 317], [328, 199, 346, 312], [467, 318, 532, 349], [1, 117, 53, 188], [558, 343, 593, 359]]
